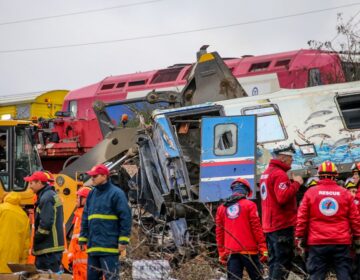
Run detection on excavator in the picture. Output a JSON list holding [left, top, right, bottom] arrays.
[[54, 45, 360, 257], [48, 46, 253, 260], [0, 119, 42, 205]]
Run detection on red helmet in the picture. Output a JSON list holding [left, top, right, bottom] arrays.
[[121, 114, 129, 122], [77, 187, 91, 198], [351, 162, 360, 173], [231, 177, 252, 197], [318, 161, 338, 176], [43, 170, 54, 182]]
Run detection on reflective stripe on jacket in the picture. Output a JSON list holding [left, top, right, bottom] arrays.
[[68, 207, 87, 280], [79, 180, 131, 256], [33, 184, 64, 255]]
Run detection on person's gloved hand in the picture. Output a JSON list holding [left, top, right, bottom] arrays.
[[218, 253, 227, 266], [295, 237, 306, 257], [259, 250, 268, 263]]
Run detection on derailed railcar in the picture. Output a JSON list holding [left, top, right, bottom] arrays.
[[132, 105, 257, 250], [217, 80, 360, 177], [123, 80, 360, 252]]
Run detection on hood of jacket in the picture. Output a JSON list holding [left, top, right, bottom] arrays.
[[4, 192, 21, 205]]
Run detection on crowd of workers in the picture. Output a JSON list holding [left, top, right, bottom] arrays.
[[1, 143, 360, 279], [216, 144, 360, 280], [0, 163, 131, 280]]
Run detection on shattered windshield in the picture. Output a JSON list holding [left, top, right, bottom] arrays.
[[104, 100, 171, 128]]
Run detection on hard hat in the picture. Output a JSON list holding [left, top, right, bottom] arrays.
[[305, 176, 319, 188], [318, 161, 338, 176], [351, 162, 360, 173], [121, 114, 129, 122], [273, 143, 296, 157], [76, 187, 91, 198], [43, 170, 55, 182], [345, 177, 357, 189], [230, 177, 252, 197]]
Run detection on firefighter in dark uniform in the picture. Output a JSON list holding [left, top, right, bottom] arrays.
[[79, 164, 131, 280], [25, 171, 65, 272]]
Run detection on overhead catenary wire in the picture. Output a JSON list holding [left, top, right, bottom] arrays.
[[0, 3, 360, 54], [0, 0, 169, 26]]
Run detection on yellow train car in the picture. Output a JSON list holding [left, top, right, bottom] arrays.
[[0, 89, 68, 120]]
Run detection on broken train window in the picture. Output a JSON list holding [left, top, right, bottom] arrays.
[[214, 124, 237, 156], [242, 105, 286, 143]]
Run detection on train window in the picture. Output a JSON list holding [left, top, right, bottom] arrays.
[[69, 100, 78, 118], [308, 68, 322, 87], [249, 61, 271, 72], [101, 83, 115, 90], [275, 59, 290, 67], [116, 82, 126, 88], [242, 105, 287, 143], [214, 124, 237, 156], [129, 80, 146, 87], [336, 93, 360, 129], [150, 68, 183, 84]]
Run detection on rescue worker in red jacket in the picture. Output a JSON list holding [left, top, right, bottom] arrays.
[[350, 162, 360, 280], [216, 178, 268, 280], [295, 160, 360, 280], [259, 143, 303, 280], [351, 162, 360, 212], [68, 186, 91, 280]]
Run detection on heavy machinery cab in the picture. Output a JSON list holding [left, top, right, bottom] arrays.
[[0, 120, 42, 204]]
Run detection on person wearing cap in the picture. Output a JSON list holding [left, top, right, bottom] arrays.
[[259, 143, 304, 280], [68, 186, 91, 280], [43, 170, 55, 187], [79, 164, 131, 280], [350, 162, 360, 213], [25, 171, 65, 272], [216, 178, 267, 280], [0, 192, 30, 273], [296, 161, 360, 280], [345, 177, 358, 197]]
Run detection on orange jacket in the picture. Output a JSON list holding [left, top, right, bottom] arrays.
[[68, 208, 87, 280]]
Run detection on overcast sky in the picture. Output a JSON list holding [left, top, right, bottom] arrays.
[[0, 0, 358, 96]]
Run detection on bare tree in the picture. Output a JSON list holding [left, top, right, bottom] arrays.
[[308, 13, 360, 82]]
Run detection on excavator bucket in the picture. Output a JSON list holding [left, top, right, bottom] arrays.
[[181, 46, 247, 106]]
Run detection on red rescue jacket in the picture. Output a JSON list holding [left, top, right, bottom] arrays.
[[259, 159, 300, 233], [216, 195, 267, 257], [296, 179, 360, 245], [355, 188, 360, 213]]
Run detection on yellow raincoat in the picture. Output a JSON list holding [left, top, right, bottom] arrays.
[[0, 192, 30, 273]]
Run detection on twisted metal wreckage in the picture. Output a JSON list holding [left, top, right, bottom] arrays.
[[58, 47, 360, 264]]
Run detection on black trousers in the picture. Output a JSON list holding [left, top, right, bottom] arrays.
[[35, 252, 63, 272], [227, 254, 263, 280], [307, 245, 352, 280], [266, 227, 294, 280]]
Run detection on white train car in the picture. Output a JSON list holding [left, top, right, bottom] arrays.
[[216, 81, 360, 176]]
